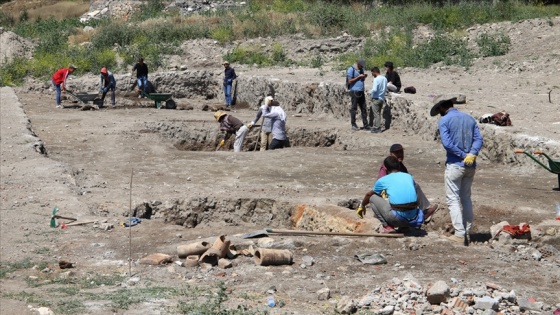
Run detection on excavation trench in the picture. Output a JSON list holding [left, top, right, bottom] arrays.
[[143, 121, 339, 151], [131, 197, 382, 234]]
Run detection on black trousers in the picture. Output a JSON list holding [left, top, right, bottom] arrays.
[[349, 90, 368, 127], [269, 138, 287, 150]]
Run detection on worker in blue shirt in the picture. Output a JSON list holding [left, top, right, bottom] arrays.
[[430, 97, 484, 246], [368, 66, 387, 134], [356, 156, 425, 234], [347, 59, 369, 131]]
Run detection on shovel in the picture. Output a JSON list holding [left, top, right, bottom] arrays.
[[50, 207, 76, 228], [241, 228, 404, 239]]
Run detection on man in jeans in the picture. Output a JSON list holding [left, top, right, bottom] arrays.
[[430, 97, 483, 246], [347, 59, 369, 131], [222, 61, 237, 107], [368, 67, 387, 134]]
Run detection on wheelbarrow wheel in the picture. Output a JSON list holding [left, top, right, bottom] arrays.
[[165, 99, 176, 110]]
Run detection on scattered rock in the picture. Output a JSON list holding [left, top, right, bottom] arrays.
[[317, 287, 330, 301], [302, 255, 314, 266], [474, 296, 499, 311], [336, 296, 357, 314], [427, 280, 450, 304]]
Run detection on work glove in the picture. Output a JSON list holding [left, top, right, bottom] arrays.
[[356, 206, 366, 219], [98, 88, 103, 94], [219, 139, 225, 147], [246, 122, 254, 129], [463, 154, 477, 166]]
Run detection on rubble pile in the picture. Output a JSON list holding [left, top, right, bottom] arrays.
[[340, 275, 559, 315], [169, 0, 247, 15]]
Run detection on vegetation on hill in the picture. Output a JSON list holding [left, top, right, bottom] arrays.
[[1, 0, 559, 86]]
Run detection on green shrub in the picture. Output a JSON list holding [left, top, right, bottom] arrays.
[[405, 34, 475, 68], [308, 2, 349, 32], [476, 33, 511, 57], [211, 26, 234, 44]]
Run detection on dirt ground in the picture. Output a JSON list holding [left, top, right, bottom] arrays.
[[2, 15, 560, 315]]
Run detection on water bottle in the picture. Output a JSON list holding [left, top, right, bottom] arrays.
[[267, 296, 275, 307], [556, 203, 560, 221]]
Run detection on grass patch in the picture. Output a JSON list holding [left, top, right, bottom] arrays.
[[224, 43, 293, 67], [177, 281, 265, 315], [0, 258, 34, 278], [2, 291, 53, 306], [476, 32, 511, 57]]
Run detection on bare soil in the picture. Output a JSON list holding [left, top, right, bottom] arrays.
[[1, 13, 560, 315]]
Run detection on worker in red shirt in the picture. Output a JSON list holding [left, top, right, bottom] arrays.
[[52, 65, 77, 108]]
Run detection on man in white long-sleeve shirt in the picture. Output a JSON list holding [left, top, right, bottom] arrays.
[[262, 100, 288, 150], [368, 66, 387, 134]]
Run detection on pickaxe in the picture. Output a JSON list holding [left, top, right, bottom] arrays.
[[50, 207, 76, 228]]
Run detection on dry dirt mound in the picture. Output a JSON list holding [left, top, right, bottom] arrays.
[[0, 28, 34, 64]]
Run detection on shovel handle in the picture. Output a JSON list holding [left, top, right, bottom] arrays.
[[514, 149, 524, 154], [534, 150, 543, 155], [53, 215, 77, 221]]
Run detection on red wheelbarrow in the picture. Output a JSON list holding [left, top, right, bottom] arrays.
[[515, 149, 560, 190]]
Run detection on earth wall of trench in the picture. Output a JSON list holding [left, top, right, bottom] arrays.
[[61, 71, 560, 168]]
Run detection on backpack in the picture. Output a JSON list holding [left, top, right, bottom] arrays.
[[346, 67, 358, 90], [404, 86, 416, 94], [491, 112, 512, 126]]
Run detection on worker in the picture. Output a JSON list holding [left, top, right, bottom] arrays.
[[248, 96, 274, 151], [261, 100, 288, 150], [357, 156, 424, 234], [430, 97, 483, 246], [215, 111, 249, 152], [99, 67, 117, 108], [51, 65, 77, 108], [132, 57, 148, 98], [377, 144, 439, 222], [222, 61, 237, 107]]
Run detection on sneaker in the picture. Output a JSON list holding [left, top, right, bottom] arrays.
[[363, 125, 371, 130], [380, 225, 397, 234], [351, 125, 359, 131], [56, 105, 62, 108], [423, 204, 440, 223], [370, 128, 381, 134]]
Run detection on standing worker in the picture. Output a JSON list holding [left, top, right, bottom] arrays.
[[384, 61, 401, 93], [347, 59, 369, 131], [99, 67, 117, 108], [51, 65, 77, 108], [248, 96, 274, 151], [215, 111, 249, 152], [430, 97, 483, 246], [261, 100, 288, 150], [368, 66, 387, 134], [132, 57, 148, 98], [222, 61, 237, 108]]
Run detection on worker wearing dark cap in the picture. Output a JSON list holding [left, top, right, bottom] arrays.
[[384, 61, 401, 93], [377, 144, 439, 223], [347, 59, 369, 131]]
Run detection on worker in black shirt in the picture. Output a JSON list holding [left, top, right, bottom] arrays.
[[132, 57, 149, 97], [384, 61, 401, 93]]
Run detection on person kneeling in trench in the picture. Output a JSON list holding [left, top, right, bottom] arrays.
[[357, 156, 424, 234], [215, 110, 249, 152]]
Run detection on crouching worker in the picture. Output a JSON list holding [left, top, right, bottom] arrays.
[[214, 111, 249, 152], [99, 67, 117, 108], [357, 156, 424, 234]]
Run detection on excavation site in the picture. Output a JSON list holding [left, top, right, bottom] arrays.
[[1, 5, 560, 315]]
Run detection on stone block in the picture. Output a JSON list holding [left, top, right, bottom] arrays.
[[427, 280, 450, 304], [474, 296, 499, 310]]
